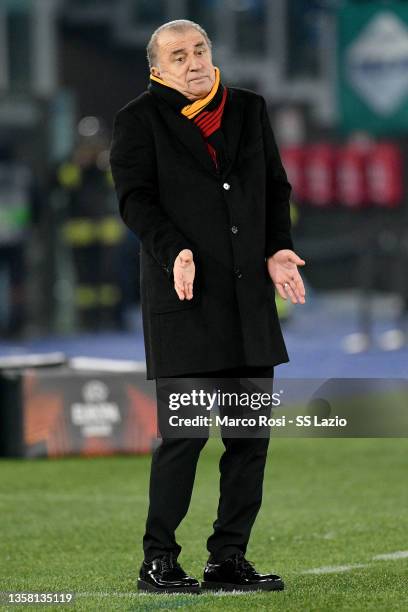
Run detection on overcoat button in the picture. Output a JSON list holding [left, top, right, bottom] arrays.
[[231, 226, 238, 234], [223, 182, 231, 190], [234, 267, 242, 278]]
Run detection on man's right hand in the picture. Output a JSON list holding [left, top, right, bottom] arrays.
[[173, 249, 195, 300]]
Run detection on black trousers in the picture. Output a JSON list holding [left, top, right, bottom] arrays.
[[143, 365, 274, 563]]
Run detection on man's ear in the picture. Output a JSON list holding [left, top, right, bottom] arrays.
[[151, 67, 160, 77]]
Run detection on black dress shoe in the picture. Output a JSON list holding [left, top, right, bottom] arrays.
[[201, 551, 284, 592], [137, 552, 200, 593]]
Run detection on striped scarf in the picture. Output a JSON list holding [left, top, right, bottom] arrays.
[[149, 67, 229, 171]]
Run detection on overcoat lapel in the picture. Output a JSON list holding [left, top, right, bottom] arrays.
[[150, 88, 245, 178], [221, 88, 245, 178], [150, 93, 215, 175]]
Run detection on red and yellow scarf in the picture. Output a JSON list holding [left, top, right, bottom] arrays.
[[149, 67, 228, 170]]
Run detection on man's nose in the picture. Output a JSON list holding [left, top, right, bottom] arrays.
[[189, 55, 203, 71]]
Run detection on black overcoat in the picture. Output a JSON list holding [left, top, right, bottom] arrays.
[[109, 85, 294, 379]]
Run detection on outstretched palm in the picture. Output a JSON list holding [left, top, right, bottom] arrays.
[[173, 249, 195, 300], [267, 249, 306, 304]]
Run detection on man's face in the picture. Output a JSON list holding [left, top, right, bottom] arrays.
[[151, 28, 216, 101]]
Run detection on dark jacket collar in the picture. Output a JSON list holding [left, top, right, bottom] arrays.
[[148, 79, 190, 113], [148, 83, 244, 179]]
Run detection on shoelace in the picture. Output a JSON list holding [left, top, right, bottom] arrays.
[[232, 553, 257, 576], [160, 553, 181, 574]]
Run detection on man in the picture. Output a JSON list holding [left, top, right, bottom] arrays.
[[110, 19, 306, 594]]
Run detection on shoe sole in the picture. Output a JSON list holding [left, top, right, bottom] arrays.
[[201, 580, 284, 592], [137, 578, 200, 594]]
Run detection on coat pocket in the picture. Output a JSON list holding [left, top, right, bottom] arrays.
[[151, 295, 198, 314]]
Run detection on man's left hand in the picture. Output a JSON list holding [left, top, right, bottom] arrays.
[[267, 249, 306, 304]]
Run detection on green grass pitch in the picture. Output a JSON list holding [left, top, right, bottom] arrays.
[[1, 438, 408, 611]]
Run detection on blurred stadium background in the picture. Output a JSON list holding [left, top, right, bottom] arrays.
[[1, 0, 408, 375], [1, 2, 408, 608]]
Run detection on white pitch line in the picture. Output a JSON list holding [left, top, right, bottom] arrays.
[[74, 591, 249, 598], [372, 550, 408, 561], [301, 549, 408, 575], [301, 563, 368, 575], [25, 551, 408, 600]]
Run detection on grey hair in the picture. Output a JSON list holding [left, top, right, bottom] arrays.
[[146, 19, 212, 70]]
